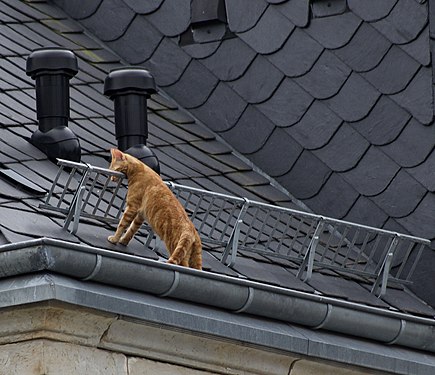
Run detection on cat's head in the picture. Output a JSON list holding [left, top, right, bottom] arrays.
[[109, 148, 128, 181]]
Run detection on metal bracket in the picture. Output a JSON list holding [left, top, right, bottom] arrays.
[[372, 235, 399, 297], [297, 219, 325, 282], [221, 198, 250, 267]]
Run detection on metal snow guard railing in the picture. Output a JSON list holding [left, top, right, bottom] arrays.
[[40, 159, 430, 297]]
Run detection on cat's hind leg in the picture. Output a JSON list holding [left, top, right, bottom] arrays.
[[119, 213, 145, 245], [188, 236, 202, 270], [167, 233, 194, 267], [108, 207, 137, 244]]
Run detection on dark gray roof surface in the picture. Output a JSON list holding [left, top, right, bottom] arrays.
[[0, 0, 435, 359]]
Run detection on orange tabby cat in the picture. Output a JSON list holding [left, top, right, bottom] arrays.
[[107, 148, 202, 270]]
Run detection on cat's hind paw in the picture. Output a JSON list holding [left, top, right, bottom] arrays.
[[107, 235, 118, 244]]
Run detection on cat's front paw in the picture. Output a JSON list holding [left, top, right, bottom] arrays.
[[119, 236, 130, 246], [107, 235, 118, 244]]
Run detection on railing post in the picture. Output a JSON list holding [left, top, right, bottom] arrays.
[[221, 198, 250, 267], [372, 235, 399, 297], [297, 219, 325, 282]]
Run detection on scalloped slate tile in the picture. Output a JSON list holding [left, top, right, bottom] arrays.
[[201, 37, 256, 81], [122, 0, 163, 14], [273, 0, 310, 28], [267, 28, 323, 78], [107, 15, 162, 64], [397, 193, 435, 239], [145, 0, 190, 37], [143, 38, 191, 87], [237, 5, 294, 55], [228, 55, 284, 104], [343, 195, 388, 229], [220, 106, 275, 155], [294, 50, 351, 100], [289, 101, 342, 150], [304, 173, 359, 219], [341, 146, 400, 197], [371, 0, 427, 45], [334, 23, 390, 73], [325, 72, 381, 122], [249, 128, 303, 177], [226, 0, 267, 33], [256, 78, 313, 127], [190, 82, 247, 132], [372, 170, 426, 218], [350, 95, 411, 146], [314, 124, 370, 172], [408, 150, 435, 192], [181, 40, 221, 59], [381, 118, 434, 167], [304, 11, 362, 49], [390, 67, 433, 125], [164, 60, 218, 109], [277, 150, 331, 200], [402, 26, 430, 67], [80, 0, 134, 42], [362, 46, 420, 95], [348, 0, 397, 22]]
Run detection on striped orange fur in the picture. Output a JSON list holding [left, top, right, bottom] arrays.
[[107, 148, 202, 270]]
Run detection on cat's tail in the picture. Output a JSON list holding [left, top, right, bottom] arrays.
[[189, 233, 202, 270]]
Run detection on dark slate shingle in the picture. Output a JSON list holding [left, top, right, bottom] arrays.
[[144, 38, 191, 87], [237, 5, 294, 55], [164, 59, 218, 109], [373, 170, 427, 218], [390, 67, 433, 125], [350, 95, 411, 146], [341, 146, 400, 197], [249, 127, 303, 177], [314, 124, 370, 172], [304, 173, 359, 219], [226, 0, 267, 33], [325, 72, 381, 123], [145, 0, 190, 37], [272, 0, 310, 28], [371, 0, 427, 45], [50, 0, 102, 20], [256, 78, 313, 127], [80, 0, 135, 42], [220, 106, 275, 155], [276, 150, 331, 200], [347, 0, 397, 22], [381, 118, 434, 168], [201, 37, 256, 81], [400, 25, 430, 67], [304, 11, 362, 50], [107, 15, 163, 64], [408, 150, 435, 192], [267, 27, 323, 78], [343, 195, 388, 229], [189, 82, 247, 132], [228, 55, 284, 104], [122, 0, 164, 15], [334, 22, 391, 73], [362, 46, 420, 95], [294, 49, 351, 100], [289, 100, 342, 150]]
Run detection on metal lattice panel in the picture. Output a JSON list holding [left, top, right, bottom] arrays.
[[41, 159, 431, 297]]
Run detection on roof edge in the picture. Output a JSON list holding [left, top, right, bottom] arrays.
[[0, 237, 434, 354]]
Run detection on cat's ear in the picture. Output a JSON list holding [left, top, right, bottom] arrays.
[[111, 148, 125, 161]]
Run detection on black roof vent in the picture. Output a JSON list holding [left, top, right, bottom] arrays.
[[104, 67, 160, 174], [180, 0, 234, 45], [26, 47, 81, 162]]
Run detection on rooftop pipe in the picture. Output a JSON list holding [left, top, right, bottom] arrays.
[[26, 47, 81, 162], [104, 67, 160, 174]]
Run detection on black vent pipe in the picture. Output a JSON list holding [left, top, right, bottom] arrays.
[[26, 47, 81, 162], [104, 67, 160, 174]]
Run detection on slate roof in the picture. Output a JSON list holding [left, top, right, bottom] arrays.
[[1, 0, 435, 365], [49, 0, 435, 307]]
